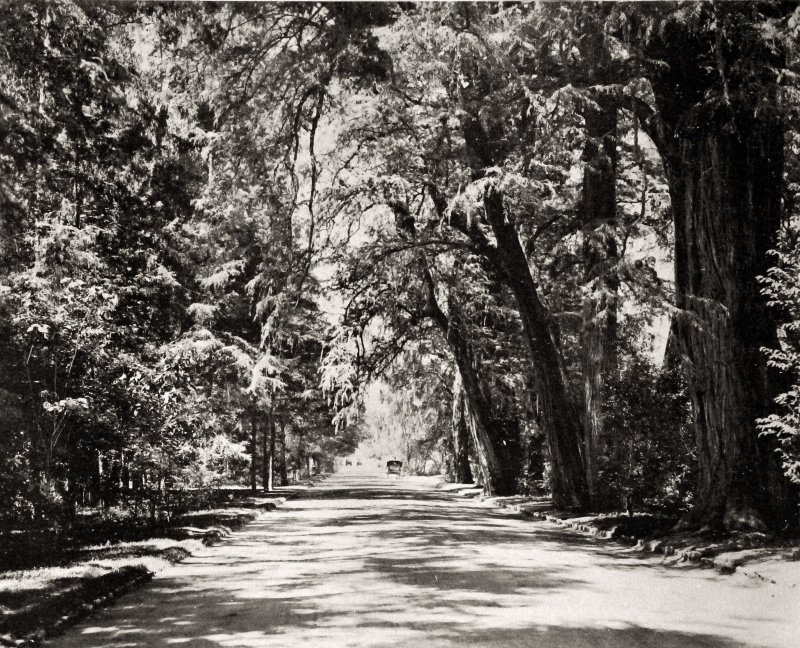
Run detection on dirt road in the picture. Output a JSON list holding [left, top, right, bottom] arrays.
[[50, 473, 798, 648]]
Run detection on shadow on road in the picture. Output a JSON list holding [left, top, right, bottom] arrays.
[[49, 475, 783, 648]]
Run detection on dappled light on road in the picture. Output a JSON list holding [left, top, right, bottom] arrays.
[[50, 475, 797, 648]]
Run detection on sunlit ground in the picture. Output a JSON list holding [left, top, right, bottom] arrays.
[[49, 472, 799, 648]]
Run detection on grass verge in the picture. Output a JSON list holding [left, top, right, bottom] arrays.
[[0, 496, 285, 647], [480, 491, 800, 578]]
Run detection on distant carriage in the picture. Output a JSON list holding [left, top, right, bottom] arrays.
[[386, 460, 402, 476]]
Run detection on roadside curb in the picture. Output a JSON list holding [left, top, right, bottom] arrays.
[[493, 502, 765, 575], [0, 484, 322, 648], [282, 472, 331, 502], [0, 567, 153, 648]]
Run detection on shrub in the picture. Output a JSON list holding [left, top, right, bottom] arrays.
[[597, 354, 695, 512], [758, 237, 800, 485]]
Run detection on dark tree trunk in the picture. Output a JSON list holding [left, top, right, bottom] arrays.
[[392, 200, 521, 496], [250, 414, 258, 493], [451, 371, 474, 484], [579, 93, 618, 505], [484, 187, 590, 509], [296, 430, 304, 480], [647, 7, 797, 531], [107, 452, 121, 506], [278, 420, 289, 486], [442, 420, 455, 482], [268, 415, 276, 492], [662, 316, 682, 372], [526, 429, 547, 489], [668, 126, 793, 531], [428, 289, 520, 495], [261, 415, 269, 490], [449, 103, 588, 508]]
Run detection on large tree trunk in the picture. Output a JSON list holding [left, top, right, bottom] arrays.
[[484, 187, 590, 509], [449, 103, 589, 509], [462, 399, 498, 492], [428, 289, 519, 495], [450, 371, 474, 484], [579, 93, 618, 506], [393, 201, 521, 496], [647, 7, 797, 531], [668, 127, 792, 531]]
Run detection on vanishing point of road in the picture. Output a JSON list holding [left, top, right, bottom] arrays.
[[50, 473, 798, 648]]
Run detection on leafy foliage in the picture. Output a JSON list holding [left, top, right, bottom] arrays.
[[599, 352, 694, 511], [759, 234, 800, 485], [3, 0, 797, 542]]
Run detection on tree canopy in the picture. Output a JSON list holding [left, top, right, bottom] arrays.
[[2, 1, 799, 540]]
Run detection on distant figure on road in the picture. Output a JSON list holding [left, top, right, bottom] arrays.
[[386, 460, 402, 479]]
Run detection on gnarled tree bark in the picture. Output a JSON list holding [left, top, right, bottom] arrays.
[[646, 6, 797, 531]]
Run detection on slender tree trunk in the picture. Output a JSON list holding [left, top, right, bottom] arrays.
[[526, 429, 547, 489], [296, 430, 304, 480], [96, 451, 104, 508], [261, 415, 268, 490], [579, 93, 618, 506], [250, 414, 258, 493], [279, 420, 288, 486], [662, 317, 682, 371], [443, 418, 455, 481], [451, 371, 474, 484], [484, 187, 590, 509], [648, 8, 797, 531], [108, 452, 121, 507], [268, 415, 276, 491]]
